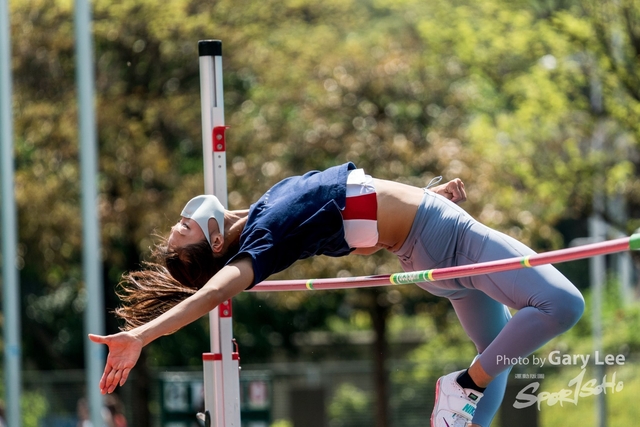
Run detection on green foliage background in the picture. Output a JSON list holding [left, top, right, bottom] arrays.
[[3, 0, 640, 424]]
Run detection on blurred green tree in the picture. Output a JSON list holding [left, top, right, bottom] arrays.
[[5, 0, 639, 425]]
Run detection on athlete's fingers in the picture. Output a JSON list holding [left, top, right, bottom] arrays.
[[89, 332, 141, 393], [448, 179, 466, 203], [91, 334, 114, 392], [99, 364, 112, 393], [120, 367, 132, 386], [104, 367, 123, 394], [104, 367, 117, 390], [88, 333, 104, 341]]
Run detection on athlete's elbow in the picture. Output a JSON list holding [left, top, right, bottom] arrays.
[[199, 286, 227, 311], [198, 261, 253, 309]]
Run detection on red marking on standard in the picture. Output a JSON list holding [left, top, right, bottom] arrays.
[[212, 126, 229, 152], [203, 353, 222, 361], [219, 300, 232, 317]]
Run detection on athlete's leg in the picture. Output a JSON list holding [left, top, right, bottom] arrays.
[[396, 191, 583, 425], [427, 229, 583, 427], [396, 192, 513, 425], [449, 290, 511, 427], [468, 369, 508, 427], [457, 226, 585, 379]]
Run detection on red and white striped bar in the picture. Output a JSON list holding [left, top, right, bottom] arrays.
[[249, 234, 640, 292]]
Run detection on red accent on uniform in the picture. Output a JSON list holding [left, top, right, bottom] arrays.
[[212, 126, 229, 152], [342, 193, 377, 220]]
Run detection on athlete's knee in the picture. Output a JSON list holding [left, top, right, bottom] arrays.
[[549, 289, 585, 332]]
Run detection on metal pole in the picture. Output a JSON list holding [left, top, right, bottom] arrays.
[[590, 215, 607, 427], [0, 0, 22, 424], [74, 0, 105, 425], [249, 234, 640, 292], [198, 39, 240, 427], [590, 58, 607, 427]]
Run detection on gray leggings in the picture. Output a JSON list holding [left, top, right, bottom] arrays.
[[394, 191, 584, 426]]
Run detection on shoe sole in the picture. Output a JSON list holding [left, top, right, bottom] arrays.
[[431, 376, 443, 427]]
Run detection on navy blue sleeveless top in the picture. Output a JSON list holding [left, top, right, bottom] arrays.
[[230, 162, 357, 288]]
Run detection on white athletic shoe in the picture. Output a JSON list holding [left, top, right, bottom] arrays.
[[431, 370, 483, 427]]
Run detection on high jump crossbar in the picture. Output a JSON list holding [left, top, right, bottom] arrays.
[[250, 233, 640, 292]]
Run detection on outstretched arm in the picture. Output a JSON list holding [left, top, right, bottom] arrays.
[[89, 257, 254, 394]]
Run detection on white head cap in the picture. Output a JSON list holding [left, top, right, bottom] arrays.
[[180, 195, 225, 245]]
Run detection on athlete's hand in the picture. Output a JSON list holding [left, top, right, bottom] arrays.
[[430, 178, 466, 203], [89, 332, 143, 394]]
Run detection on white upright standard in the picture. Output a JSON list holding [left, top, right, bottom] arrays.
[[198, 39, 241, 427]]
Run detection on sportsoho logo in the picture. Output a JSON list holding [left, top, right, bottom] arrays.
[[499, 351, 626, 410]]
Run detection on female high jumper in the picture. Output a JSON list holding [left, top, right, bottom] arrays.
[[90, 162, 584, 427]]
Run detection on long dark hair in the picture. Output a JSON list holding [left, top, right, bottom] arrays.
[[114, 238, 239, 330]]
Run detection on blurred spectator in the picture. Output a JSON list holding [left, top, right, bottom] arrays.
[[76, 398, 92, 427], [104, 394, 128, 427], [77, 395, 128, 427]]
